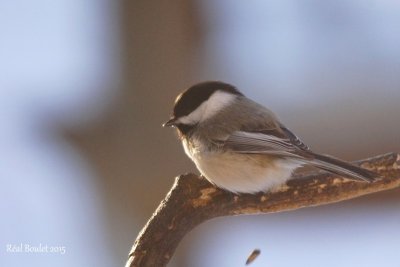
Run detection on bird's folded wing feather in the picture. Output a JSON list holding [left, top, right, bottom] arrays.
[[221, 130, 310, 159], [218, 129, 377, 182]]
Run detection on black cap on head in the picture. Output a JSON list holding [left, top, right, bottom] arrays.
[[172, 81, 243, 119]]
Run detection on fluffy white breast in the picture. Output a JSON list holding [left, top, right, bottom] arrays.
[[187, 148, 302, 193], [177, 90, 236, 125], [182, 138, 302, 193]]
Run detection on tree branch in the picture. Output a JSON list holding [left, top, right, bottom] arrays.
[[125, 152, 400, 267]]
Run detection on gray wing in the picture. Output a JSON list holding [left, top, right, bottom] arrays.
[[221, 129, 310, 159], [219, 127, 377, 182]]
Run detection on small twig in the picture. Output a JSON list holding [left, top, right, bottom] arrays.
[[125, 152, 400, 267]]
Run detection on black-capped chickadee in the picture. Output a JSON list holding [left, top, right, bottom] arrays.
[[163, 81, 377, 194]]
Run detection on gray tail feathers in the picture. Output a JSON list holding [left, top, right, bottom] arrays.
[[305, 153, 378, 182]]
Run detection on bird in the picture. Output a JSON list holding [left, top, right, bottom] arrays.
[[163, 81, 377, 194]]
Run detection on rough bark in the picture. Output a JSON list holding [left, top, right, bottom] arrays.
[[125, 152, 400, 267]]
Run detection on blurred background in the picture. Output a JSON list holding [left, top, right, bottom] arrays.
[[1, 1, 400, 266]]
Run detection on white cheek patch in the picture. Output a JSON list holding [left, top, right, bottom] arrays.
[[177, 102, 207, 125], [177, 91, 236, 125]]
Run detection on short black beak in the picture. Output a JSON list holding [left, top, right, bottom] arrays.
[[162, 117, 177, 127]]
